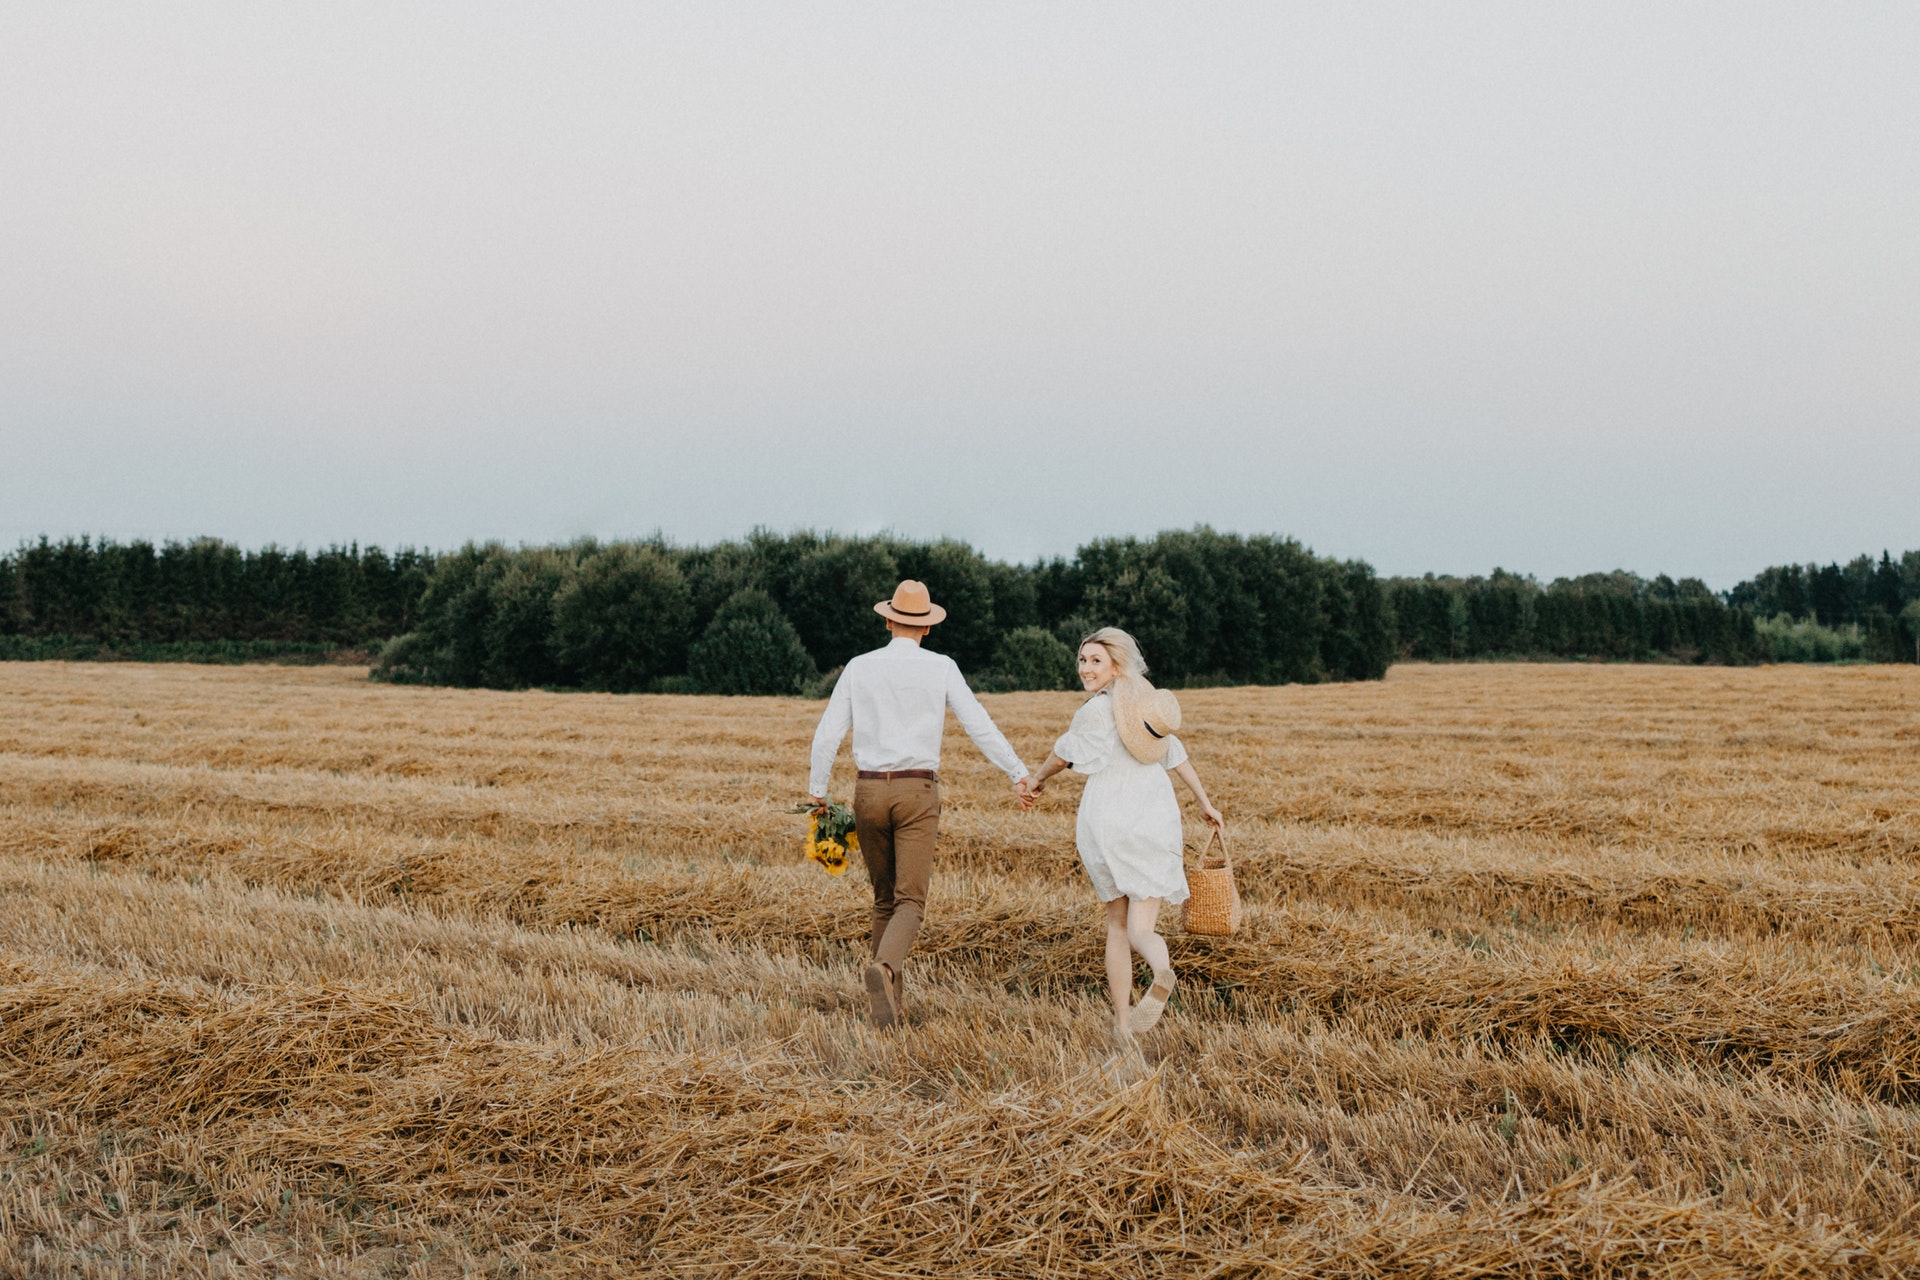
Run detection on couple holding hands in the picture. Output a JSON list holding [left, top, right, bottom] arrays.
[[806, 579, 1225, 1047]]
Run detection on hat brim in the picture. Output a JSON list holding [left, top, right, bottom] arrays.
[[875, 600, 947, 626], [1112, 678, 1179, 764]]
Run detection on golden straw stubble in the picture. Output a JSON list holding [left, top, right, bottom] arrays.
[[1, 659, 1917, 1276]]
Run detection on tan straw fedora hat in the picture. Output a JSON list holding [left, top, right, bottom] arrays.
[[1112, 675, 1182, 764], [874, 579, 948, 627]]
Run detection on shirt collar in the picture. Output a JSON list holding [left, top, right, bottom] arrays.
[[886, 636, 922, 651]]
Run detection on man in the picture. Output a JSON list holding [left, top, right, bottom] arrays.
[[807, 579, 1032, 1028]]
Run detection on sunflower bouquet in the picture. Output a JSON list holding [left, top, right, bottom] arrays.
[[793, 799, 859, 875]]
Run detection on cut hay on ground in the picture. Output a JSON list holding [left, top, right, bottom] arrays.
[[3, 661, 1918, 1276]]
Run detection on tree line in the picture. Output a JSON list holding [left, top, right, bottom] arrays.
[[1390, 552, 1920, 664], [1725, 552, 1920, 628], [369, 529, 1395, 693], [0, 537, 430, 659], [1388, 571, 1762, 663], [0, 530, 1391, 691], [5, 534, 1915, 687]]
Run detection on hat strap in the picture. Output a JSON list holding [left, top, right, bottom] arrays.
[[1144, 722, 1164, 739]]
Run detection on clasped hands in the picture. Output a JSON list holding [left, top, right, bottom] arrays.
[[1017, 776, 1051, 811]]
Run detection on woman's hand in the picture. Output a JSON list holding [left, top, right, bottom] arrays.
[[1021, 753, 1068, 811], [1169, 760, 1221, 829]]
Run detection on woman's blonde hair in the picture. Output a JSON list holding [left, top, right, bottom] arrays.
[[1078, 627, 1149, 680]]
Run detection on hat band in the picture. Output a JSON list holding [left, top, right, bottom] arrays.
[[889, 603, 932, 617], [1144, 722, 1164, 739]]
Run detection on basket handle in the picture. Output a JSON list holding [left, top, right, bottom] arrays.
[[1195, 823, 1231, 871]]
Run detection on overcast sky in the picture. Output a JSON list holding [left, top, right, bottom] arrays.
[[3, 4, 1915, 585]]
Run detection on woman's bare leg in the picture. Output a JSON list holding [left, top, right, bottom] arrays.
[[1104, 897, 1133, 1036], [1123, 896, 1178, 1034], [1125, 897, 1170, 974]]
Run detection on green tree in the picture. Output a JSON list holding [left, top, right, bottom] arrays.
[[1320, 560, 1396, 680], [1808, 563, 1849, 626], [784, 539, 899, 671], [1080, 538, 1192, 679], [372, 542, 501, 685], [1871, 551, 1904, 615], [985, 559, 1038, 635], [1032, 556, 1084, 632], [688, 589, 818, 695], [1239, 536, 1326, 683], [1152, 530, 1224, 677], [1387, 578, 1453, 660], [478, 547, 575, 688], [985, 626, 1078, 691], [681, 539, 765, 632], [896, 539, 999, 676], [0, 554, 18, 634], [551, 543, 693, 691]]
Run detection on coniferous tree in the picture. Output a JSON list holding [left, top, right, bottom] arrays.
[[1808, 563, 1849, 626], [1871, 551, 1904, 616]]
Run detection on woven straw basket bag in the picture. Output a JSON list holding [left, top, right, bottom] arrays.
[[1180, 825, 1242, 936]]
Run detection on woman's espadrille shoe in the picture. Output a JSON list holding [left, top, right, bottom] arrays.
[[1127, 968, 1177, 1035]]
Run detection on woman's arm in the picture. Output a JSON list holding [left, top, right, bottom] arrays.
[[1021, 752, 1071, 808], [1169, 759, 1224, 827], [1030, 752, 1070, 789]]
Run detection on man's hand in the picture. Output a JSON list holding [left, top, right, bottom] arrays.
[[806, 795, 826, 810], [1013, 777, 1036, 810]]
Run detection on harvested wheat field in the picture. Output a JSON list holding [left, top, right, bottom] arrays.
[[2, 660, 1918, 1278]]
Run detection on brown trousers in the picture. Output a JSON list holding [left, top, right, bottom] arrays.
[[852, 776, 940, 986]]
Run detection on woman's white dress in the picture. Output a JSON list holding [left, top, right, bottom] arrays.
[[1053, 690, 1190, 904]]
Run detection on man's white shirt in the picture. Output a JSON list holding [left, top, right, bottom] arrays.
[[808, 637, 1030, 797]]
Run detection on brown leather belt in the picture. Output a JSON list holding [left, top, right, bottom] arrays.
[[857, 769, 938, 781]]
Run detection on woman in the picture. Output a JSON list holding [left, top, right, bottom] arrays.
[[1026, 627, 1223, 1046]]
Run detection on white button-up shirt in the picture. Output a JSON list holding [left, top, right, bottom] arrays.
[[808, 637, 1029, 797]]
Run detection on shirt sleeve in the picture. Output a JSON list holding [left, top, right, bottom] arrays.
[[1160, 733, 1188, 771], [944, 660, 1029, 781], [807, 664, 855, 796], [1054, 697, 1114, 776]]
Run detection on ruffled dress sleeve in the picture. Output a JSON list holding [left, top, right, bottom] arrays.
[[1160, 734, 1188, 771], [1053, 694, 1115, 776]]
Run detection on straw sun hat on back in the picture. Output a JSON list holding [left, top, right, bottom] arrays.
[[1112, 675, 1182, 765]]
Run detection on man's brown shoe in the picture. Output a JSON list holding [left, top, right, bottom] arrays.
[[865, 963, 899, 1030]]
